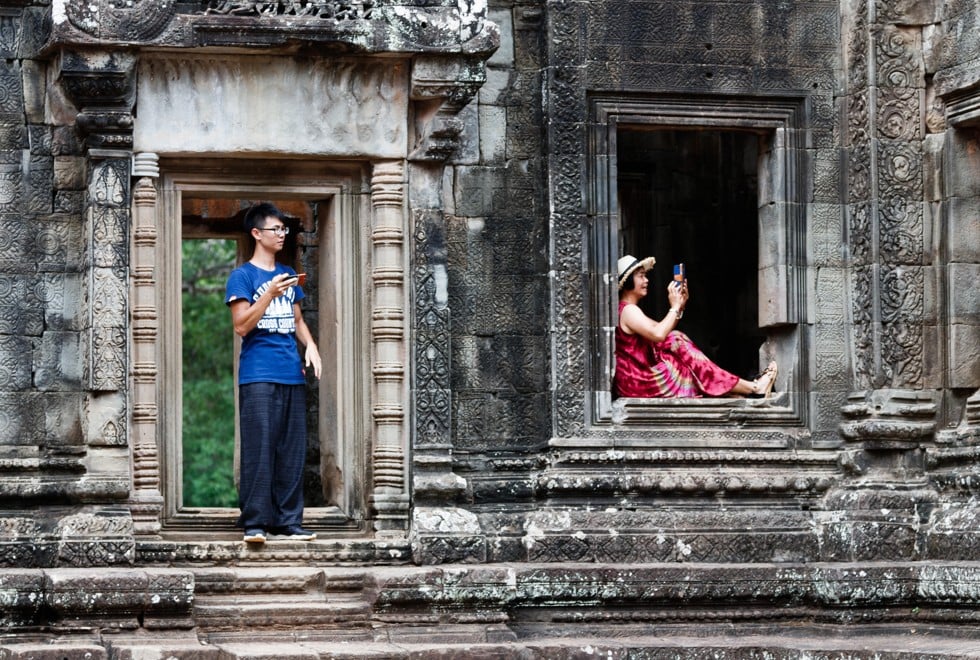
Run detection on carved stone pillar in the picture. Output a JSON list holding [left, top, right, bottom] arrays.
[[130, 153, 163, 536], [369, 160, 409, 534], [831, 2, 942, 560], [844, 9, 930, 391], [52, 49, 138, 565]]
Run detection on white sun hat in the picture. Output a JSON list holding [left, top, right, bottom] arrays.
[[616, 255, 656, 289]]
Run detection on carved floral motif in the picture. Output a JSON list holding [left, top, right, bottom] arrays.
[[204, 0, 374, 19]]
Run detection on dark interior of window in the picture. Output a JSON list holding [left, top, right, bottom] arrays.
[[617, 128, 764, 381]]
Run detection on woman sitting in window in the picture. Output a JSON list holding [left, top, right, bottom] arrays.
[[613, 254, 777, 399]]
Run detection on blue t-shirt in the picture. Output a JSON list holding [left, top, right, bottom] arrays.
[[225, 262, 307, 385]]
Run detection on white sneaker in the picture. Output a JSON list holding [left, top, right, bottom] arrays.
[[243, 529, 267, 543]]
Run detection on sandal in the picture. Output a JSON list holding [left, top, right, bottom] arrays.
[[755, 361, 778, 399]]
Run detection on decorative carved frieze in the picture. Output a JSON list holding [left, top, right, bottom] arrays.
[[50, 0, 499, 61], [844, 6, 928, 392], [87, 159, 130, 394], [204, 0, 374, 19]]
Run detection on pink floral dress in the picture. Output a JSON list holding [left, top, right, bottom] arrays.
[[613, 301, 740, 398]]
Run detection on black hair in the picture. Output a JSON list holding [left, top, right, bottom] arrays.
[[244, 202, 285, 234], [622, 270, 637, 291]]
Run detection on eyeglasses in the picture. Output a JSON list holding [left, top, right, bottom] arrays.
[[257, 225, 289, 236]]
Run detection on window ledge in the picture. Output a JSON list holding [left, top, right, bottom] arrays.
[[612, 392, 791, 423]]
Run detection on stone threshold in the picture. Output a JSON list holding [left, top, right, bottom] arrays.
[[135, 536, 413, 565]]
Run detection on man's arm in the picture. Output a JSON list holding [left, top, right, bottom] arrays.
[[293, 303, 322, 380], [228, 273, 293, 337]]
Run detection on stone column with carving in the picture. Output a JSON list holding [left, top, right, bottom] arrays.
[[406, 54, 491, 563], [828, 0, 942, 561], [129, 153, 163, 536], [54, 49, 139, 565], [369, 160, 410, 534]]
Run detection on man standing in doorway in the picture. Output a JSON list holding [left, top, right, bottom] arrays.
[[225, 202, 321, 543]]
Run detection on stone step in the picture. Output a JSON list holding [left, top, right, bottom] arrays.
[[191, 567, 374, 631], [88, 627, 980, 659]]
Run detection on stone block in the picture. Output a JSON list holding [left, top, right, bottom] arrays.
[[811, 389, 850, 435], [0, 120, 27, 150], [479, 103, 506, 165], [28, 124, 51, 155], [54, 155, 86, 190], [949, 263, 980, 324], [0, 168, 23, 217], [0, 12, 16, 59], [451, 335, 547, 393], [812, 322, 848, 389], [0, 644, 107, 660], [44, 272, 86, 331], [43, 391, 84, 447], [24, 166, 52, 215], [0, 392, 43, 445], [478, 67, 510, 105], [0, 334, 33, 391], [947, 130, 980, 197], [758, 264, 790, 327], [758, 201, 787, 269], [45, 568, 144, 627], [452, 100, 479, 166], [35, 331, 83, 391], [921, 322, 943, 388], [54, 189, 84, 213], [922, 133, 945, 201], [0, 61, 23, 115], [950, 323, 980, 388], [948, 195, 980, 263], [83, 391, 126, 448], [51, 126, 83, 156], [136, 58, 407, 158], [487, 8, 514, 68], [808, 203, 843, 267], [17, 7, 52, 58], [21, 59, 45, 124], [453, 165, 504, 217], [811, 148, 840, 203]]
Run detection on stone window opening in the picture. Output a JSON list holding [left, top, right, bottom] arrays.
[[617, 128, 764, 384], [582, 95, 810, 439]]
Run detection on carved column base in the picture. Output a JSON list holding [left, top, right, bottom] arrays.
[[821, 389, 942, 561], [370, 491, 410, 536]]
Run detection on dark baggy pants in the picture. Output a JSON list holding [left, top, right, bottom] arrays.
[[237, 382, 307, 530]]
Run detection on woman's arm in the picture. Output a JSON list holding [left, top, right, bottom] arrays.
[[620, 281, 688, 343]]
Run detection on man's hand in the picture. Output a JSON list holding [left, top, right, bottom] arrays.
[[305, 343, 322, 380]]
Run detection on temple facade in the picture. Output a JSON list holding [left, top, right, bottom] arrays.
[[1, 0, 979, 655]]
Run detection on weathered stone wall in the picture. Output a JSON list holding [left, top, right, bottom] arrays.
[[1, 0, 139, 568], [1, 0, 980, 653]]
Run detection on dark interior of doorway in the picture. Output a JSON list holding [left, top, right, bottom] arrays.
[[617, 128, 764, 381], [181, 198, 326, 509]]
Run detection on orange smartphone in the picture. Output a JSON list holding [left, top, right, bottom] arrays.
[[295, 272, 306, 287]]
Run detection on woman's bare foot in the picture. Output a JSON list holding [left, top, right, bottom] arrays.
[[753, 361, 778, 398]]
